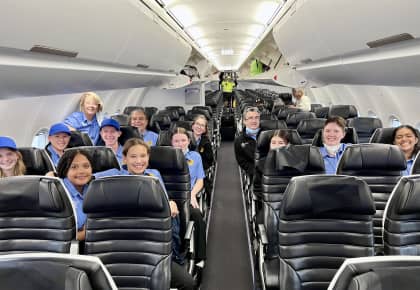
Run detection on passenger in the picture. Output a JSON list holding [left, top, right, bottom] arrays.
[[99, 118, 123, 165], [63, 92, 103, 145], [270, 129, 290, 150], [171, 127, 207, 265], [56, 149, 93, 241], [46, 123, 71, 167], [392, 125, 420, 176], [234, 106, 261, 179], [288, 88, 311, 111], [0, 136, 26, 178], [319, 116, 348, 174], [129, 107, 158, 146]]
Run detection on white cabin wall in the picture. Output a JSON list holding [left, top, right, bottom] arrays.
[[237, 82, 291, 94], [141, 85, 204, 110]]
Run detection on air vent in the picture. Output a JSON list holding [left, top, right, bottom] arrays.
[[30, 45, 78, 57], [367, 33, 414, 48], [300, 58, 313, 64], [136, 64, 149, 69]]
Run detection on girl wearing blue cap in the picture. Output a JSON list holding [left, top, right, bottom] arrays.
[[0, 136, 26, 178], [46, 123, 71, 167], [63, 92, 103, 145]]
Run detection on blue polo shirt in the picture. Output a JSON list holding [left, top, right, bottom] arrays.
[[402, 158, 414, 176], [143, 130, 158, 147], [185, 150, 205, 190], [319, 143, 348, 175], [63, 111, 100, 144], [115, 144, 123, 166], [46, 144, 61, 167], [63, 178, 88, 231]]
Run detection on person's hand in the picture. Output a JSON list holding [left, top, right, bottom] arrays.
[[169, 200, 179, 217], [45, 171, 56, 177], [190, 195, 199, 209]]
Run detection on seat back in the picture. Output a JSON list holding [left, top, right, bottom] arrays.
[[83, 176, 171, 290], [285, 111, 316, 129], [149, 146, 191, 244], [123, 106, 142, 116], [278, 175, 375, 290], [192, 106, 213, 118], [329, 105, 358, 119], [259, 119, 287, 131], [166, 106, 186, 119], [315, 106, 330, 118], [151, 114, 172, 131], [297, 118, 326, 144], [336, 144, 406, 252], [277, 107, 301, 120], [110, 114, 129, 126], [310, 103, 322, 112], [0, 253, 117, 290], [411, 153, 420, 174], [162, 108, 180, 121], [383, 175, 420, 255], [0, 176, 76, 254], [68, 131, 93, 148], [262, 145, 325, 257], [329, 256, 420, 290], [64, 146, 120, 173], [169, 120, 193, 131], [186, 109, 212, 121], [18, 147, 55, 175], [347, 117, 383, 143], [312, 127, 359, 147]]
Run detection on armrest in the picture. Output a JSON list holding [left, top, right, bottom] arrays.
[[70, 239, 80, 254], [184, 220, 195, 241], [196, 187, 205, 199], [258, 224, 268, 245]]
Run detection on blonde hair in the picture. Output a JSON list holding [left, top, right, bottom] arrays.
[[79, 92, 103, 113], [0, 150, 26, 178]]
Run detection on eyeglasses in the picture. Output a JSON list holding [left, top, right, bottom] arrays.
[[245, 116, 260, 121], [194, 123, 206, 128]]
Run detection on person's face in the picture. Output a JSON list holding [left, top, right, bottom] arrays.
[[243, 111, 260, 130], [0, 148, 18, 173], [48, 133, 70, 152], [322, 122, 345, 146], [394, 127, 419, 156], [130, 111, 148, 132], [123, 144, 149, 175], [100, 126, 121, 147], [171, 133, 190, 151], [82, 95, 99, 116], [192, 119, 207, 136], [67, 153, 92, 188], [270, 136, 288, 150]]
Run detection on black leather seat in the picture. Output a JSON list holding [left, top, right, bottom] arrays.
[[157, 130, 196, 151], [314, 106, 330, 118], [297, 118, 326, 144], [151, 114, 172, 131], [311, 127, 359, 146], [336, 144, 406, 253], [310, 103, 322, 112], [0, 176, 76, 254], [68, 131, 93, 148], [285, 111, 316, 129], [277, 107, 301, 120], [259, 145, 325, 290], [329, 256, 420, 290], [123, 105, 142, 116], [192, 106, 213, 118], [166, 106, 186, 120], [276, 175, 375, 290], [110, 113, 129, 126], [259, 119, 288, 131], [158, 109, 180, 122], [186, 109, 212, 121], [329, 105, 358, 119], [347, 117, 383, 143], [64, 146, 120, 173], [18, 147, 55, 174], [144, 107, 159, 120], [83, 176, 171, 290], [0, 253, 117, 290], [96, 125, 141, 147], [383, 175, 420, 255], [169, 120, 193, 131]]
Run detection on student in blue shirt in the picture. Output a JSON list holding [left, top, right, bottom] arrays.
[[129, 108, 158, 146], [392, 125, 420, 176], [46, 123, 71, 167], [99, 118, 123, 165], [63, 92, 103, 144], [318, 116, 348, 174], [0, 136, 26, 178]]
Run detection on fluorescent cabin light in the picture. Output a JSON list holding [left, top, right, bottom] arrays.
[[221, 49, 234, 56], [255, 1, 282, 25]]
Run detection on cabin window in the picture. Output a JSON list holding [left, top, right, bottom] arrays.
[[31, 127, 49, 148], [367, 110, 377, 118], [389, 115, 401, 128]]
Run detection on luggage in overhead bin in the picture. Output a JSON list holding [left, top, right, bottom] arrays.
[[220, 111, 236, 141]]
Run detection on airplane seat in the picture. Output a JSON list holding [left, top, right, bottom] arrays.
[[411, 153, 420, 174], [328, 256, 420, 290], [159, 109, 180, 122], [259, 145, 325, 290], [192, 106, 213, 118], [68, 131, 93, 148], [271, 104, 286, 116], [383, 175, 420, 255], [328, 105, 358, 119], [278, 93, 293, 106], [151, 114, 172, 131], [336, 143, 406, 253], [170, 120, 193, 131], [277, 107, 301, 120], [110, 113, 129, 126], [259, 113, 277, 120], [368, 127, 420, 144], [63, 146, 120, 173], [166, 106, 186, 120], [347, 117, 383, 143], [0, 176, 76, 254], [96, 125, 141, 147], [259, 119, 288, 131], [123, 105, 142, 116], [314, 106, 330, 118], [296, 118, 327, 144], [275, 175, 375, 290], [156, 130, 197, 151], [0, 253, 117, 290], [83, 176, 171, 290], [18, 147, 55, 175], [144, 106, 159, 119], [310, 103, 322, 112], [285, 111, 316, 129], [311, 127, 359, 146], [186, 109, 212, 121]]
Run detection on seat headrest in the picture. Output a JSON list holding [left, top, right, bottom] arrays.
[[110, 114, 129, 126], [314, 106, 330, 118], [391, 176, 420, 215], [19, 147, 54, 175], [192, 106, 212, 117], [186, 109, 211, 121], [297, 118, 326, 135], [260, 120, 288, 131], [123, 106, 142, 116], [283, 175, 375, 216], [67, 131, 93, 148], [170, 121, 193, 131], [329, 105, 358, 119], [347, 117, 383, 134], [83, 176, 168, 214], [285, 112, 316, 126], [166, 106, 186, 116], [277, 107, 301, 120], [256, 129, 303, 159], [337, 144, 406, 175], [149, 146, 188, 172], [0, 176, 65, 212], [63, 147, 120, 173], [151, 114, 172, 129], [310, 104, 322, 112]]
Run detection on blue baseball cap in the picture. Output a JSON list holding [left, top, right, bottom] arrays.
[[49, 123, 71, 136], [0, 136, 17, 150], [100, 118, 120, 131]]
